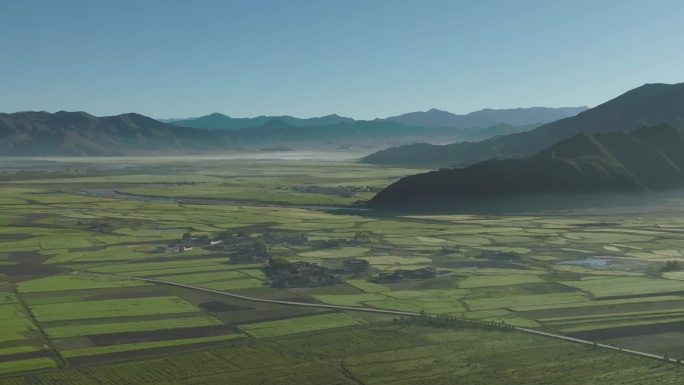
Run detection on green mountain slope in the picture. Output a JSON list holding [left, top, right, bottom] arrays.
[[0, 111, 223, 156], [370, 124, 684, 207], [363, 83, 684, 167]]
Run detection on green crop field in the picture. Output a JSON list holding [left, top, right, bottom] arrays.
[[2, 326, 683, 384], [44, 315, 223, 338], [458, 274, 545, 288], [238, 313, 367, 337], [61, 333, 245, 358], [562, 277, 684, 298], [0, 358, 56, 376], [3, 157, 684, 382], [30, 296, 202, 322], [17, 274, 148, 293]]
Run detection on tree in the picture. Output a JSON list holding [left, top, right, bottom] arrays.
[[662, 260, 682, 272], [182, 232, 193, 240], [254, 238, 270, 257], [269, 257, 290, 269], [354, 232, 371, 243]]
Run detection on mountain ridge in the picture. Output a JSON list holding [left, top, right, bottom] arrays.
[[169, 113, 355, 130], [0, 112, 542, 156], [385, 106, 587, 128], [369, 123, 684, 208], [362, 82, 684, 167], [169, 106, 587, 131], [0, 111, 222, 156]]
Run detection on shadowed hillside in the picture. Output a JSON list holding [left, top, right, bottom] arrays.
[[370, 124, 684, 208], [0, 111, 541, 155], [0, 111, 222, 156], [363, 83, 684, 167]]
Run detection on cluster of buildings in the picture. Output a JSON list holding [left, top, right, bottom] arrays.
[[262, 232, 308, 245], [269, 258, 372, 288], [288, 185, 373, 198], [270, 261, 339, 288], [210, 234, 268, 264], [156, 234, 222, 254], [376, 267, 437, 283], [154, 230, 439, 289], [269, 257, 437, 288]]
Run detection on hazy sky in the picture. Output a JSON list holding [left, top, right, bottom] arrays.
[[2, 0, 683, 119]]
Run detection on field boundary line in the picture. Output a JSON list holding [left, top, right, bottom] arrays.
[[13, 288, 68, 368], [82, 272, 419, 316], [516, 327, 678, 362], [85, 272, 681, 365]]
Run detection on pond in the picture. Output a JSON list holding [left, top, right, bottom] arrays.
[[559, 258, 610, 269]]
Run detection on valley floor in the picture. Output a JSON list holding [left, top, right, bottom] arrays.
[[1, 157, 684, 383]]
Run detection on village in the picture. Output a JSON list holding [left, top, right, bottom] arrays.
[[286, 184, 375, 198], [156, 230, 438, 288]]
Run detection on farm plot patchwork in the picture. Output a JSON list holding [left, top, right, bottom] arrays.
[[30, 296, 202, 322], [561, 277, 684, 299], [43, 316, 223, 339], [0, 292, 55, 376], [238, 313, 367, 338], [17, 289, 231, 361], [4, 326, 684, 385], [6, 159, 684, 378], [16, 274, 147, 293]]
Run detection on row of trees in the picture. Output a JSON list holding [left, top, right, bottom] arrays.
[[395, 312, 516, 332]]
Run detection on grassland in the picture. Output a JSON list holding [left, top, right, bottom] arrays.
[[2, 157, 684, 381]]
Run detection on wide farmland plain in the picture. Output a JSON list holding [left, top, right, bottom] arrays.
[[2, 156, 684, 383]]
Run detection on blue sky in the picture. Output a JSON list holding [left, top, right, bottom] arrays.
[[1, 0, 683, 119]]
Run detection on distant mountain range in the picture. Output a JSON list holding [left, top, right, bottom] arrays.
[[169, 113, 355, 130], [363, 83, 684, 167], [385, 106, 587, 128], [1, 84, 675, 158], [0, 110, 557, 156], [169, 107, 586, 131], [0, 111, 222, 156], [370, 123, 684, 208], [222, 119, 540, 148]]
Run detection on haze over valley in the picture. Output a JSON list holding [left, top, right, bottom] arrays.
[[0, 106, 585, 156], [3, 1, 684, 385]]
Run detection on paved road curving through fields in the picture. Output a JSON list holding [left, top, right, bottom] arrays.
[[87, 272, 681, 365]]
